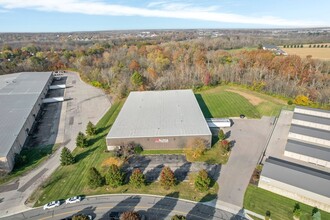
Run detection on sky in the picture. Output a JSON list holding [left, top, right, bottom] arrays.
[[0, 0, 329, 32]]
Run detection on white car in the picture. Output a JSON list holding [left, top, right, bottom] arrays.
[[43, 200, 60, 210], [65, 196, 82, 204]]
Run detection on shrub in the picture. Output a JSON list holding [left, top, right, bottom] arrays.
[[134, 145, 143, 154], [312, 207, 321, 220], [120, 211, 141, 220], [14, 153, 27, 167], [184, 138, 207, 160], [60, 147, 75, 166], [218, 129, 226, 141], [293, 95, 310, 106], [287, 100, 293, 105], [86, 121, 96, 136], [88, 167, 104, 189], [76, 132, 87, 148], [171, 215, 186, 220], [293, 203, 301, 218], [160, 166, 176, 190], [129, 168, 145, 188], [105, 164, 124, 188], [194, 169, 211, 192]]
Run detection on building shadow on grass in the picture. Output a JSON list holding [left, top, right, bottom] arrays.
[[101, 196, 141, 219], [195, 94, 213, 118], [145, 164, 164, 184], [96, 124, 112, 135], [174, 162, 191, 183], [147, 192, 179, 219]]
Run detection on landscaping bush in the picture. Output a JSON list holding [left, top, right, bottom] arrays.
[[312, 207, 321, 220], [60, 147, 75, 166], [287, 100, 293, 105], [293, 203, 301, 218], [88, 167, 104, 189], [129, 168, 145, 188], [194, 169, 211, 192], [160, 166, 176, 190], [134, 145, 143, 154], [105, 164, 124, 188]]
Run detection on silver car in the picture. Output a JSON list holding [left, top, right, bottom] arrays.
[[43, 200, 60, 210], [65, 196, 82, 204]]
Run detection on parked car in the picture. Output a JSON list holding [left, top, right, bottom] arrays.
[[43, 200, 60, 210], [65, 196, 82, 204]]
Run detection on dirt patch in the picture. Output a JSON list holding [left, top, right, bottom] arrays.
[[226, 89, 264, 105]]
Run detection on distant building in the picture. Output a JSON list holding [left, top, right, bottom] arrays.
[[106, 90, 212, 151], [0, 72, 53, 173], [262, 44, 287, 55]]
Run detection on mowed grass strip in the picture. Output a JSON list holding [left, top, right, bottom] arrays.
[[244, 185, 330, 220], [196, 90, 261, 118]]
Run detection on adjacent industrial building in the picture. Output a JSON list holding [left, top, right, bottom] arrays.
[[106, 90, 212, 150], [0, 72, 53, 172], [259, 157, 330, 212], [259, 106, 330, 211]]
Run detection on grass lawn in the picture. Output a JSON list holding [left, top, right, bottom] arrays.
[[30, 101, 218, 207], [195, 85, 289, 118], [244, 185, 330, 220], [141, 149, 184, 155], [0, 144, 59, 185]]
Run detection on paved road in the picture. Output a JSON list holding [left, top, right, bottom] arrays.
[[2, 195, 246, 220], [217, 117, 274, 207], [0, 72, 111, 218]]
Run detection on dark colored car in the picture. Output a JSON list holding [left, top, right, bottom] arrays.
[[109, 212, 121, 220]]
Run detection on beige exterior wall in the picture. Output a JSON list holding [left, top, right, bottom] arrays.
[[294, 108, 330, 118], [107, 134, 212, 151], [284, 150, 330, 168], [291, 119, 330, 131], [259, 176, 330, 212], [288, 132, 330, 146]]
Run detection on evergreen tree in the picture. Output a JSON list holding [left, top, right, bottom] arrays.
[[160, 166, 176, 190], [88, 167, 104, 189], [194, 169, 211, 192], [60, 147, 75, 166], [76, 132, 87, 148], [106, 164, 124, 188], [129, 168, 145, 188], [218, 129, 226, 141], [86, 121, 96, 136]]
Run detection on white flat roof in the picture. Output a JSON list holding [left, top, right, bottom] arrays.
[[107, 90, 211, 139], [0, 72, 52, 157]]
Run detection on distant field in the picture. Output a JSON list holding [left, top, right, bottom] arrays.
[[195, 86, 288, 118], [280, 44, 330, 60]]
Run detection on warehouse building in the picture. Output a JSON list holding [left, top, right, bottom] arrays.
[[285, 106, 330, 166], [259, 157, 330, 212], [106, 90, 212, 150], [0, 72, 53, 172]]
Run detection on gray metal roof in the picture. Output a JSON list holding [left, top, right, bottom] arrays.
[[293, 113, 330, 126], [262, 157, 330, 197], [107, 90, 211, 139], [295, 106, 330, 114], [0, 72, 52, 157], [285, 139, 330, 161], [289, 124, 330, 141]]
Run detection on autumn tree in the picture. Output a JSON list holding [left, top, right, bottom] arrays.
[[88, 167, 104, 189], [76, 132, 88, 148], [194, 169, 211, 192], [72, 214, 90, 220], [60, 147, 75, 166], [160, 166, 176, 190], [120, 211, 141, 220], [129, 60, 140, 72], [130, 71, 144, 87], [294, 95, 310, 106], [86, 121, 96, 136], [184, 138, 208, 161], [129, 168, 145, 188], [105, 164, 124, 188]]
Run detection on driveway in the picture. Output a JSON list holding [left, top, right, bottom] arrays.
[[0, 72, 111, 217], [216, 117, 274, 207]]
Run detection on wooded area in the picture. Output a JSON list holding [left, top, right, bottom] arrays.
[[0, 35, 329, 106]]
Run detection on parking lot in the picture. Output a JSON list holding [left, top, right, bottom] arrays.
[[217, 116, 275, 207]]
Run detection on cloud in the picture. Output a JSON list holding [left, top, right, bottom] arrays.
[[0, 0, 326, 27]]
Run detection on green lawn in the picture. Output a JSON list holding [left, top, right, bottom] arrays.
[[195, 86, 288, 118], [244, 185, 330, 220], [30, 101, 218, 207], [0, 144, 59, 185]]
